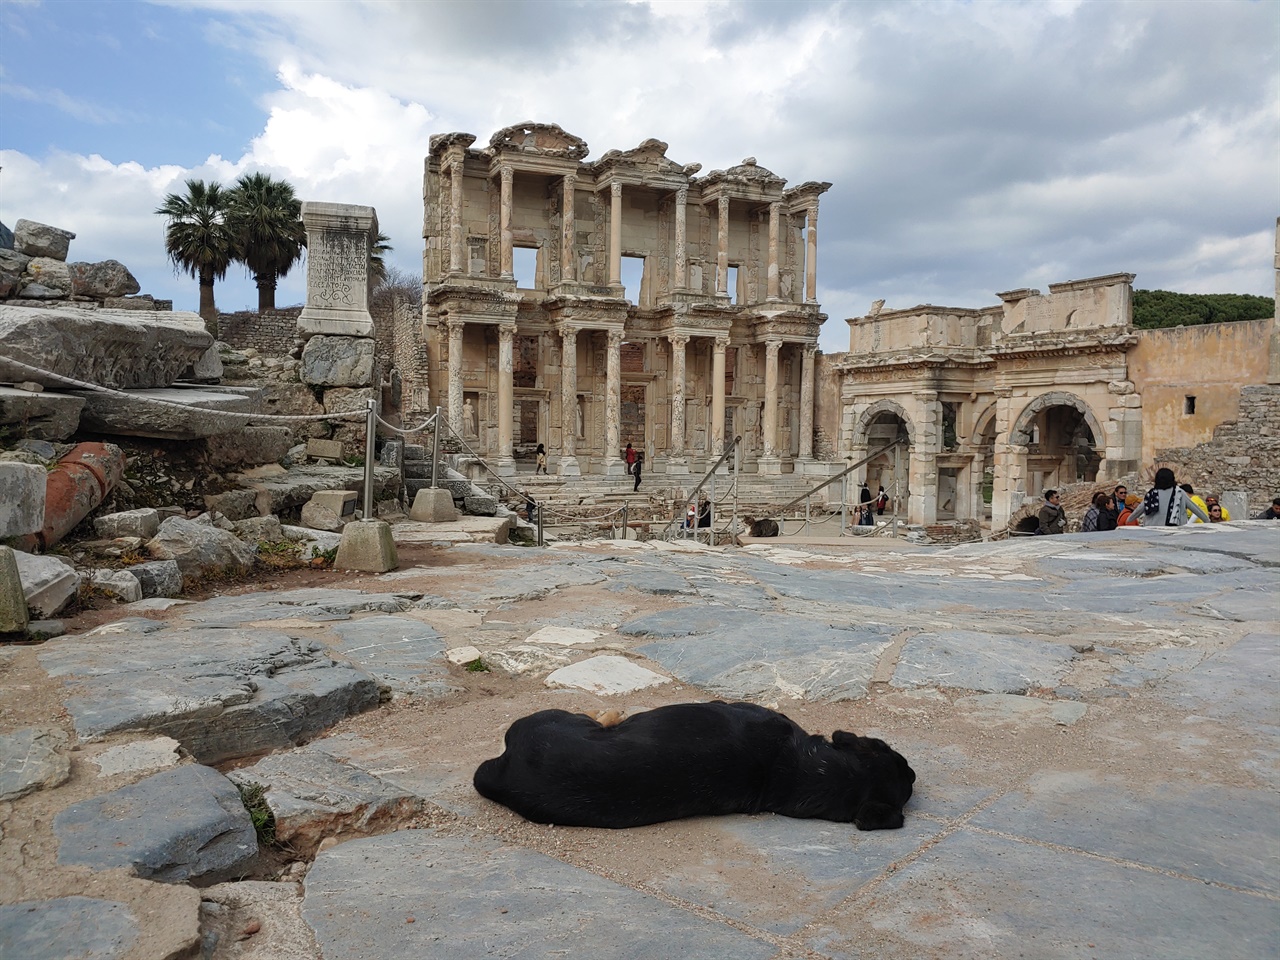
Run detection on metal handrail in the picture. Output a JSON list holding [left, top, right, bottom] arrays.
[[772, 439, 906, 516], [660, 436, 742, 542]]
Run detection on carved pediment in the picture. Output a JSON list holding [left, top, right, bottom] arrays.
[[595, 138, 701, 178], [487, 122, 589, 161], [702, 157, 786, 189], [428, 132, 477, 157]]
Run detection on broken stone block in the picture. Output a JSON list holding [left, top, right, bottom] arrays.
[[12, 551, 80, 618], [14, 219, 75, 261], [307, 438, 345, 461], [445, 645, 483, 665], [301, 502, 344, 533], [232, 516, 284, 544], [463, 494, 499, 516], [203, 488, 260, 521], [0, 547, 28, 633], [90, 569, 143, 604], [0, 305, 212, 390], [75, 387, 253, 440], [0, 247, 30, 297], [334, 520, 397, 573], [93, 508, 160, 540], [0, 728, 71, 801], [128, 560, 182, 599], [301, 335, 375, 388], [545, 655, 670, 696], [145, 516, 257, 578], [204, 425, 293, 469], [0, 461, 46, 539], [228, 750, 426, 857], [0, 384, 85, 441], [23, 258, 72, 297], [68, 260, 140, 299], [53, 763, 259, 884], [91, 736, 183, 778], [408, 487, 458, 522]]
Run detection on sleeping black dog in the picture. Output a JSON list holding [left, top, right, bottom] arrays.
[[473, 701, 915, 830]]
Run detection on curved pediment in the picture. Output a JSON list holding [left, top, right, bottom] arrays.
[[487, 122, 589, 161], [595, 138, 701, 178]]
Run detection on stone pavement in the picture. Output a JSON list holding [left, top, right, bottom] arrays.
[[1, 523, 1277, 959]]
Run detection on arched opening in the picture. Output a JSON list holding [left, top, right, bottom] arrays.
[[973, 406, 998, 522], [1014, 399, 1102, 498], [861, 409, 912, 516]]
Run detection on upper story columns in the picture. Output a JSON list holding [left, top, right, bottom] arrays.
[[609, 182, 623, 287], [561, 174, 577, 283]]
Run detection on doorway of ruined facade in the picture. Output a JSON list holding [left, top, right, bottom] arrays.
[[621, 384, 646, 456], [863, 411, 911, 515], [1025, 405, 1100, 496], [515, 397, 541, 456]]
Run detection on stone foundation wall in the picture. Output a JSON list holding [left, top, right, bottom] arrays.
[[1155, 384, 1280, 515], [218, 308, 301, 357]]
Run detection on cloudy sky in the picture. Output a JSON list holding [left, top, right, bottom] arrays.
[[2, 0, 1275, 353]]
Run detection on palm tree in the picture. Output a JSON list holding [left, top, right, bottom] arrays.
[[227, 172, 305, 312], [155, 179, 235, 336], [369, 231, 392, 292]]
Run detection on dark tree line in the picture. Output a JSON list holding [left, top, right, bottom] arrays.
[[1132, 289, 1275, 329]]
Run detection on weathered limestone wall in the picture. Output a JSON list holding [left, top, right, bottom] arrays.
[[218, 309, 301, 357], [1127, 318, 1272, 466], [1153, 384, 1280, 515]]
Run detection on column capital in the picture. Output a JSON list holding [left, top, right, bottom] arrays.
[[563, 171, 578, 187], [558, 323, 580, 343], [675, 185, 688, 204], [718, 196, 729, 214], [607, 328, 625, 350], [499, 164, 514, 184], [610, 181, 623, 199], [807, 202, 820, 222], [668, 332, 690, 349], [714, 335, 730, 351], [764, 336, 783, 354], [769, 200, 783, 216], [497, 322, 516, 344]]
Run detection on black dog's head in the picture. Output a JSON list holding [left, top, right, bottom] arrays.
[[830, 731, 917, 830]]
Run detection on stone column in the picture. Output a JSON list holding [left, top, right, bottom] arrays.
[[668, 334, 689, 473], [760, 338, 782, 474], [767, 201, 781, 300], [805, 204, 819, 303], [609, 182, 623, 287], [558, 326, 580, 476], [799, 344, 816, 460], [499, 165, 514, 280], [449, 160, 464, 275], [716, 197, 730, 296], [673, 186, 688, 291], [561, 173, 577, 283], [711, 336, 728, 456], [605, 329, 624, 472], [447, 319, 464, 435], [496, 324, 515, 473]]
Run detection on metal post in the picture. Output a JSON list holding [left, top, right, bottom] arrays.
[[708, 470, 716, 546], [622, 502, 628, 540], [431, 406, 441, 489], [841, 475, 848, 535], [363, 398, 377, 521], [537, 505, 544, 547]]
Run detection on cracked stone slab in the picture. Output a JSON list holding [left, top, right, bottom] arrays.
[[54, 763, 258, 884], [0, 727, 70, 801], [808, 828, 1279, 960], [177, 588, 413, 626], [891, 630, 1079, 694], [37, 623, 382, 764], [545, 655, 670, 695], [633, 614, 896, 702], [525, 625, 603, 646], [228, 748, 426, 857], [1154, 631, 1280, 728], [968, 771, 1279, 895], [954, 694, 1088, 726], [0, 897, 138, 960], [328, 615, 452, 695], [302, 831, 779, 960], [90, 736, 183, 778]]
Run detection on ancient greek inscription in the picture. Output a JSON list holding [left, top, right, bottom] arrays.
[[312, 230, 364, 306]]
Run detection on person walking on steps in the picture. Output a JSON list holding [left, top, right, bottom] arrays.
[[624, 442, 637, 476], [632, 451, 644, 492], [535, 443, 548, 476]]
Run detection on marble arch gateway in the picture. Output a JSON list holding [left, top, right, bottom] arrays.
[[420, 122, 831, 478]]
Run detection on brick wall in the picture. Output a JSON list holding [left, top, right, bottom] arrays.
[[218, 308, 301, 357]]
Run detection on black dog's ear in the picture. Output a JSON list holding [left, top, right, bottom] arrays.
[[831, 731, 860, 748], [854, 800, 905, 831]]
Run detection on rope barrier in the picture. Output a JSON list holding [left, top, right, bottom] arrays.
[[0, 357, 363, 423], [376, 412, 437, 435]]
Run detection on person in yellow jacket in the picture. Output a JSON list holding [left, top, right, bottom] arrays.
[[1180, 484, 1210, 522]]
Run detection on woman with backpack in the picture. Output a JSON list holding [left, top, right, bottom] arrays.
[[1141, 468, 1209, 526]]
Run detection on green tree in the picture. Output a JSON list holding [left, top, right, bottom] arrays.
[[369, 231, 392, 293], [1132, 289, 1275, 329], [155, 179, 235, 336], [228, 173, 306, 311]]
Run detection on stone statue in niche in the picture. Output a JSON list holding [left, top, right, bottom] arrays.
[[463, 397, 478, 437], [575, 397, 584, 438]]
